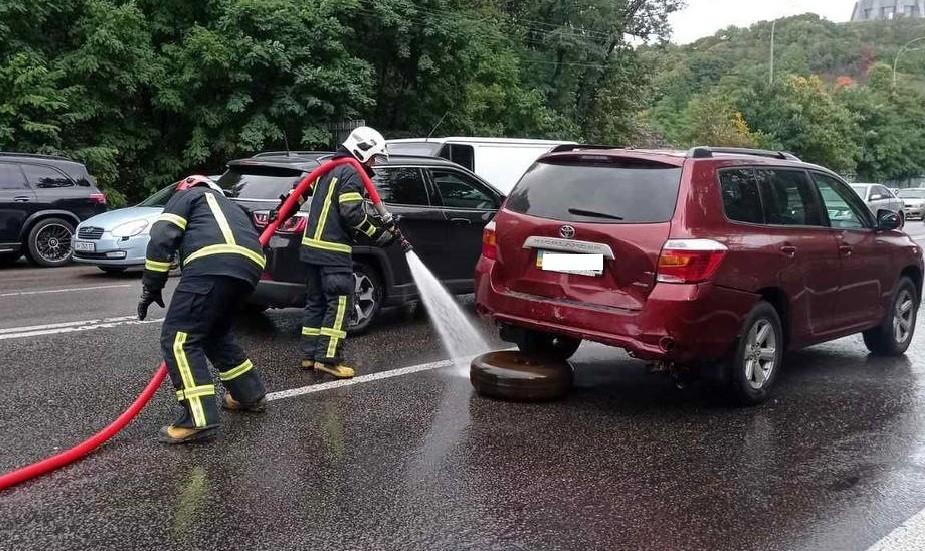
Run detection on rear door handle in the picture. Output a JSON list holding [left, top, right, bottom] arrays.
[[13, 196, 31, 202], [839, 244, 853, 256], [780, 245, 797, 257], [450, 218, 471, 225]]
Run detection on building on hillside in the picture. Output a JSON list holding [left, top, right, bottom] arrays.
[[852, 1, 925, 21]]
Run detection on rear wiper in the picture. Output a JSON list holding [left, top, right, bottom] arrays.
[[568, 208, 624, 221]]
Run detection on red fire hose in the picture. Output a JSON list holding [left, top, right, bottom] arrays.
[[0, 156, 382, 492]]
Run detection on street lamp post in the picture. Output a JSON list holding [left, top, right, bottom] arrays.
[[769, 20, 776, 86], [893, 36, 925, 90]]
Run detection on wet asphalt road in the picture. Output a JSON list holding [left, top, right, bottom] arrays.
[[3, 246, 925, 550]]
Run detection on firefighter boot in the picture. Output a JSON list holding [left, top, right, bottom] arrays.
[[300, 359, 315, 371], [314, 361, 356, 379], [222, 393, 267, 413], [158, 424, 218, 444]]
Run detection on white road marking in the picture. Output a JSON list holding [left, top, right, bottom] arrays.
[[0, 284, 132, 298], [0, 316, 163, 340], [266, 357, 469, 402], [867, 508, 925, 551]]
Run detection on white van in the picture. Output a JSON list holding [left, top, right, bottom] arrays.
[[386, 137, 576, 195]]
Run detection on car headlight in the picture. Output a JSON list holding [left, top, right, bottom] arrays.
[[112, 219, 150, 238]]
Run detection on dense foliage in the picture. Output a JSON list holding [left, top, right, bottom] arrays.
[[644, 15, 925, 182], [3, 3, 925, 203], [0, 0, 678, 203]]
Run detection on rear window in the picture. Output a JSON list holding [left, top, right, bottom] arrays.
[[219, 167, 304, 200], [505, 160, 682, 223]]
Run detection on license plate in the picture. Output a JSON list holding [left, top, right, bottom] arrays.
[[536, 250, 604, 277], [74, 241, 95, 252]]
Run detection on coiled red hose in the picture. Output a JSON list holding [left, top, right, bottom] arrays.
[[0, 156, 380, 491]]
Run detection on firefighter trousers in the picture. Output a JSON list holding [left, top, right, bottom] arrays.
[[160, 275, 266, 428], [301, 264, 354, 365]]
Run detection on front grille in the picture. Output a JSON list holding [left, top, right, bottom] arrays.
[[78, 227, 104, 240]]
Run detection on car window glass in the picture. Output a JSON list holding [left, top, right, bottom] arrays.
[[138, 183, 178, 207], [719, 168, 763, 224], [0, 163, 28, 190], [812, 173, 871, 230], [219, 167, 303, 200], [438, 144, 475, 172], [873, 185, 893, 199], [430, 170, 496, 209], [22, 164, 74, 188], [755, 169, 824, 226], [374, 168, 430, 206]]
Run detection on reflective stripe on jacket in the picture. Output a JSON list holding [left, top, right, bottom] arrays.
[[299, 153, 384, 267], [143, 186, 265, 290]]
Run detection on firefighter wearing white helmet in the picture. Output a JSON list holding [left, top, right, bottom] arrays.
[[296, 126, 396, 379]]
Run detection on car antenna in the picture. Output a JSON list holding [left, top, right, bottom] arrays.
[[426, 112, 449, 142], [283, 132, 291, 157]]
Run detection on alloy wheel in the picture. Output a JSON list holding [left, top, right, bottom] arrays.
[[351, 273, 378, 328], [743, 319, 778, 391], [893, 289, 915, 344], [35, 223, 73, 264]]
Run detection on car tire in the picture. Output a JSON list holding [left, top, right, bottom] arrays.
[[26, 218, 75, 268], [514, 329, 581, 361], [99, 266, 127, 274], [470, 351, 573, 402], [348, 261, 382, 335], [863, 277, 918, 356], [725, 301, 783, 406]]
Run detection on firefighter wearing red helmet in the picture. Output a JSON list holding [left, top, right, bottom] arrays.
[[137, 175, 268, 444]]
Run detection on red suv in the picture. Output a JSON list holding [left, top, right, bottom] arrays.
[[475, 146, 923, 404]]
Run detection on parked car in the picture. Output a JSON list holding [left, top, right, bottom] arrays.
[[73, 183, 175, 272], [475, 146, 922, 405], [898, 188, 925, 220], [0, 153, 107, 267], [237, 152, 505, 332], [850, 183, 905, 223], [386, 137, 575, 195], [74, 171, 278, 273]]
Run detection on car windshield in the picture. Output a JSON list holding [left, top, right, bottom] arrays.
[[899, 190, 925, 199], [505, 159, 682, 223], [137, 183, 178, 207], [219, 166, 305, 200]]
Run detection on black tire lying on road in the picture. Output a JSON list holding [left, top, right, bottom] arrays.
[[470, 351, 573, 402]]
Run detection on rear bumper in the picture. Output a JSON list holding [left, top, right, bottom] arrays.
[[474, 257, 757, 363]]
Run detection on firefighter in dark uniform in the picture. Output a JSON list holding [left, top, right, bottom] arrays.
[[137, 175, 268, 444], [299, 126, 395, 378]]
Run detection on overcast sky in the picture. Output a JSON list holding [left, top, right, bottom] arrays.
[[669, 0, 857, 44]]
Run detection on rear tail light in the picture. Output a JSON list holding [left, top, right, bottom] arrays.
[[481, 220, 497, 260], [657, 239, 727, 284], [252, 211, 306, 233], [90, 193, 107, 205], [253, 211, 269, 228], [277, 215, 307, 234]]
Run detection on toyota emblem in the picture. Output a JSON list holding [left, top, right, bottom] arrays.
[[559, 225, 576, 239]]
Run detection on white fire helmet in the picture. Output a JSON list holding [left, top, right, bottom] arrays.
[[343, 126, 388, 163]]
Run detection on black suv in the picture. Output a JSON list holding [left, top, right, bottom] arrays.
[[217, 152, 505, 331], [0, 153, 107, 267]]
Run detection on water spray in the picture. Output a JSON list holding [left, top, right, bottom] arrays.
[[0, 156, 393, 492]]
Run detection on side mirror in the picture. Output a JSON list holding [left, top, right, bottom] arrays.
[[877, 210, 901, 231]]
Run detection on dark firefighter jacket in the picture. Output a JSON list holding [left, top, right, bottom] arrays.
[[143, 186, 265, 291], [299, 151, 385, 267]]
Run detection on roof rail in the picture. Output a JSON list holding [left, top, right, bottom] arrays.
[[0, 151, 73, 162], [687, 147, 801, 161], [549, 144, 619, 154], [252, 150, 332, 158]]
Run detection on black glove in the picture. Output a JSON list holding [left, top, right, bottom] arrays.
[[137, 286, 165, 321], [374, 229, 397, 248]]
